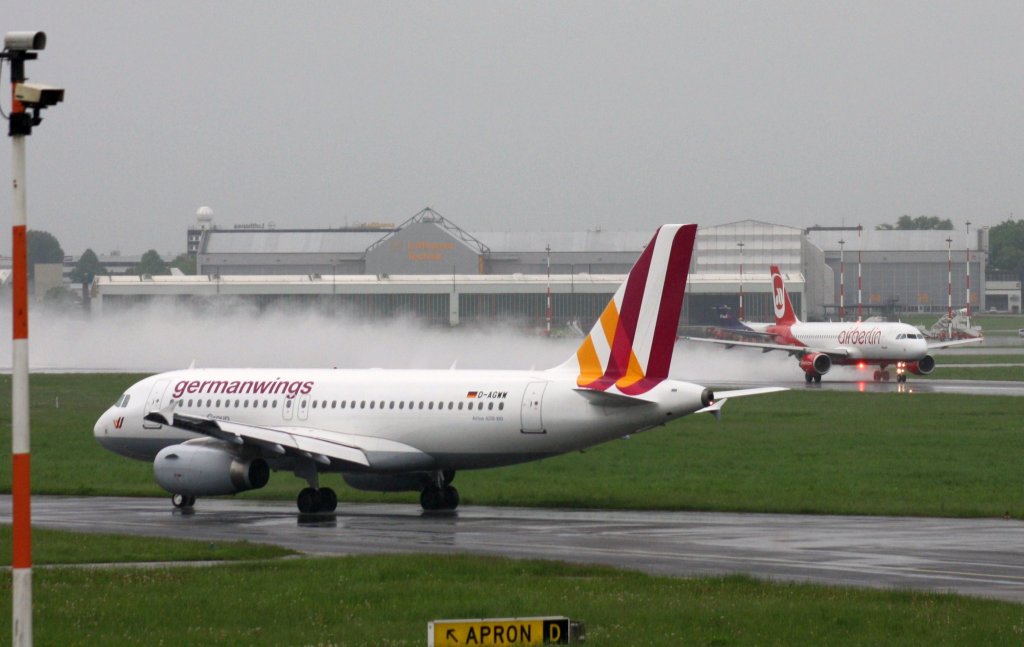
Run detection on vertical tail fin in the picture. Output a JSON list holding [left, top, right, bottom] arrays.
[[770, 265, 800, 325], [565, 224, 697, 396]]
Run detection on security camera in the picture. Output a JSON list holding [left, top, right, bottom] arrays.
[[15, 82, 64, 107], [4, 31, 46, 52]]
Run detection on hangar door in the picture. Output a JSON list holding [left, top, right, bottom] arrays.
[[520, 382, 547, 434]]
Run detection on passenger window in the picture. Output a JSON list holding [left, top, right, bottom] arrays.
[[488, 402, 494, 410], [389, 401, 395, 409], [370, 401, 375, 409], [331, 401, 337, 409], [216, 399, 222, 407], [271, 400, 277, 408], [234, 399, 240, 408], [399, 401, 405, 410], [286, 400, 292, 409], [360, 401, 366, 409], [418, 402, 424, 410], [448, 402, 454, 410], [458, 402, 464, 410], [498, 402, 504, 411], [206, 399, 212, 407], [429, 402, 434, 410], [379, 401, 385, 409], [312, 400, 318, 409]]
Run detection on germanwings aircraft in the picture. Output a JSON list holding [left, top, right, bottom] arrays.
[[94, 224, 783, 514], [688, 265, 982, 383]]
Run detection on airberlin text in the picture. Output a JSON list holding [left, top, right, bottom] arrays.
[[838, 327, 882, 345], [172, 378, 314, 400]]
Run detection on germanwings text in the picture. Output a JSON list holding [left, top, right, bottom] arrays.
[[172, 378, 314, 400]]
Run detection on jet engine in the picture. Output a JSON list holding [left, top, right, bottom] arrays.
[[154, 441, 269, 496], [905, 355, 936, 376], [799, 352, 832, 376]]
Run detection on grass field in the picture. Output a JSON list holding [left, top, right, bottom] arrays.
[[0, 525, 293, 564], [1, 550, 1022, 645], [1, 373, 1021, 518]]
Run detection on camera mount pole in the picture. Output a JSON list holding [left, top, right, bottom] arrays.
[[3, 31, 54, 647]]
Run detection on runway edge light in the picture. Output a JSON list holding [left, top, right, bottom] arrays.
[[428, 616, 585, 646]]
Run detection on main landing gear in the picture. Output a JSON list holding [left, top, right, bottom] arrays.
[[420, 470, 460, 511], [297, 487, 338, 514], [172, 493, 196, 509], [804, 372, 822, 383]]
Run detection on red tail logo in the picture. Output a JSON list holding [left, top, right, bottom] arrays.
[[113, 417, 124, 429]]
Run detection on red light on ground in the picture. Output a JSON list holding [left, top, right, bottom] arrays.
[[857, 361, 866, 370]]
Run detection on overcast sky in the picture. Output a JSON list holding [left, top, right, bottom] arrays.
[[2, 1, 1022, 258]]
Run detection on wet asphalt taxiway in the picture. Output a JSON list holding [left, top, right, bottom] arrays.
[[3, 495, 1022, 603]]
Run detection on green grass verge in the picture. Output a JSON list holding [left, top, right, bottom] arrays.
[[0, 524, 293, 565], [1, 554, 1021, 645], [922, 366, 1024, 381], [1, 374, 1022, 518]]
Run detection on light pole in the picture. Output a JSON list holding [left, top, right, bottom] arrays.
[[965, 221, 972, 323], [2, 30, 64, 647], [838, 239, 845, 321], [736, 241, 744, 320], [945, 237, 953, 333]]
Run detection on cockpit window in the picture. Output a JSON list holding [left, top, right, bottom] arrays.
[[115, 393, 131, 408]]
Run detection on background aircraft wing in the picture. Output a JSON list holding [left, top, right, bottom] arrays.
[[682, 336, 851, 358], [927, 337, 984, 350], [144, 409, 432, 470]]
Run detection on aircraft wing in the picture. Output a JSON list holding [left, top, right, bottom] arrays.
[[682, 336, 851, 358], [143, 409, 433, 471], [927, 337, 984, 350]]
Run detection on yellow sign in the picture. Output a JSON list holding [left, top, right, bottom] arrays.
[[428, 616, 577, 646]]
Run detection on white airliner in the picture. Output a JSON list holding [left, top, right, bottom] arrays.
[[94, 224, 783, 513], [687, 265, 983, 383]]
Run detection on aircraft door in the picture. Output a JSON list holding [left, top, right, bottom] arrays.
[[282, 397, 295, 421], [142, 380, 169, 429], [520, 382, 547, 434]]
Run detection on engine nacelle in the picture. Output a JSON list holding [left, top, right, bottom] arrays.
[[799, 352, 832, 376], [154, 442, 269, 496], [905, 355, 936, 376], [343, 472, 429, 493]]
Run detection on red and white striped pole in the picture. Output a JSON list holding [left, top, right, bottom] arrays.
[[4, 30, 60, 647], [10, 127, 32, 647]]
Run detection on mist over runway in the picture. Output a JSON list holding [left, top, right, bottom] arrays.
[[2, 304, 1019, 397]]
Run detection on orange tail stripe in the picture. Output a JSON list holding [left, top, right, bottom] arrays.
[[576, 335, 604, 386]]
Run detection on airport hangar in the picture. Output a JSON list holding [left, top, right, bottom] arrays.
[[91, 208, 993, 330]]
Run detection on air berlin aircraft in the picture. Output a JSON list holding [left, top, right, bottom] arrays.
[[94, 224, 784, 514], [687, 265, 982, 383]]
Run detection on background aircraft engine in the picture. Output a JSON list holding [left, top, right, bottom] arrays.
[[906, 355, 936, 375], [343, 472, 429, 492], [799, 352, 832, 376], [154, 443, 270, 496]]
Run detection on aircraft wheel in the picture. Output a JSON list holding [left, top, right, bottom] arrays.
[[297, 487, 321, 514], [172, 494, 195, 509], [319, 487, 338, 512], [882, 371, 890, 381], [420, 486, 443, 511], [813, 374, 822, 383], [441, 485, 460, 510], [804, 373, 813, 383]]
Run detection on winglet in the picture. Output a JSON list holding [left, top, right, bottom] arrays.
[[144, 400, 178, 427], [564, 224, 697, 396]]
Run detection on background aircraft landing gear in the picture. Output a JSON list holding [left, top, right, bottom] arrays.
[[297, 487, 338, 514], [171, 493, 196, 509], [805, 373, 822, 383]]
